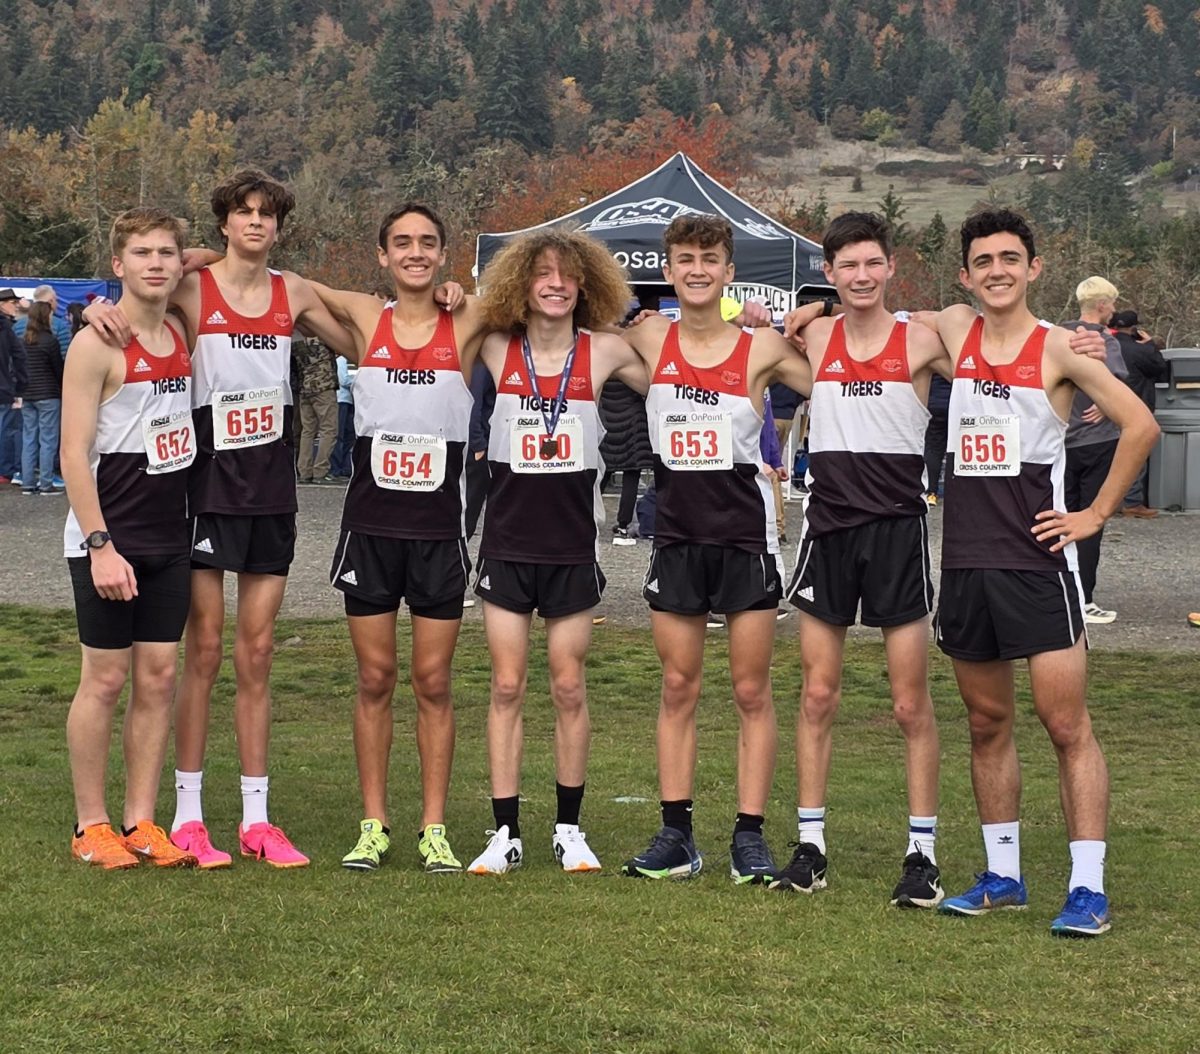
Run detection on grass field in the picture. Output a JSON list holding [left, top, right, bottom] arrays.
[[2, 604, 1198, 1053]]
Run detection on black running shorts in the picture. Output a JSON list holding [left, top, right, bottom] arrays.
[[934, 567, 1087, 662], [68, 553, 191, 649], [643, 543, 783, 616], [474, 558, 606, 619], [331, 531, 469, 620], [787, 516, 933, 628], [189, 512, 296, 575]]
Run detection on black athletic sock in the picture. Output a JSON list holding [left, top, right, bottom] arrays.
[[661, 799, 694, 839], [555, 782, 585, 827], [734, 812, 764, 836], [492, 795, 521, 839]]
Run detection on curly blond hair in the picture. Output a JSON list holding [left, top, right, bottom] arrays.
[[482, 229, 631, 332]]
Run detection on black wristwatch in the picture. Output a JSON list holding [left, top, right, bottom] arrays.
[[80, 530, 112, 551], [821, 298, 836, 318]]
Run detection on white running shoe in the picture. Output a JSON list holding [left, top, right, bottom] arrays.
[[467, 825, 523, 875], [552, 823, 602, 873], [1083, 602, 1116, 624]]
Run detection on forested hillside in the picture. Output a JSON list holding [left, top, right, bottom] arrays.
[[1, 0, 1198, 336]]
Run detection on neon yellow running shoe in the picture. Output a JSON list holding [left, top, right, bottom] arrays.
[[341, 818, 391, 871], [418, 823, 462, 873]]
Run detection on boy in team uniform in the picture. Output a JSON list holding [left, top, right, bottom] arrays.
[[615, 215, 813, 883], [306, 205, 492, 872], [84, 170, 354, 867], [773, 213, 950, 905], [918, 209, 1158, 936], [464, 230, 647, 875], [62, 208, 198, 869]]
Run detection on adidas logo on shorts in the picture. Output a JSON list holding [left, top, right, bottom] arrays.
[[340, 570, 358, 586], [134, 357, 152, 373], [205, 310, 228, 326], [194, 537, 214, 554], [825, 359, 846, 374], [504, 371, 522, 386], [798, 585, 815, 602], [961, 355, 976, 370], [478, 575, 491, 590], [660, 361, 680, 376], [646, 578, 659, 594]]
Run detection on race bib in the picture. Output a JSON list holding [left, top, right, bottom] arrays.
[[509, 414, 584, 474], [212, 387, 284, 451], [370, 432, 447, 491], [658, 411, 733, 471], [954, 413, 1020, 476], [142, 409, 195, 475]]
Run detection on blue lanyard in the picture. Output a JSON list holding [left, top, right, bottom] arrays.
[[520, 328, 578, 439]]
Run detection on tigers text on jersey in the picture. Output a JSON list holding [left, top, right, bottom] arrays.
[[341, 306, 471, 540], [942, 316, 1076, 572], [804, 316, 930, 536], [190, 267, 296, 516], [64, 328, 193, 558], [481, 331, 606, 564], [645, 323, 776, 554]]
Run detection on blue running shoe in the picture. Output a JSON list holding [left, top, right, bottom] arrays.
[[938, 871, 1027, 916], [621, 826, 702, 880], [729, 830, 777, 885], [1050, 886, 1111, 937]]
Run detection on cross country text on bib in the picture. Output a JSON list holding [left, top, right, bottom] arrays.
[[370, 431, 447, 491], [509, 414, 584, 474], [954, 413, 1020, 476], [658, 411, 733, 471], [212, 387, 284, 451]]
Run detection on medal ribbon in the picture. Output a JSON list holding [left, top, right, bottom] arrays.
[[520, 328, 578, 442]]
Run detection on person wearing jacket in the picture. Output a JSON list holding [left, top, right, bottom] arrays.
[[1110, 310, 1168, 517], [0, 289, 28, 483], [19, 301, 64, 495]]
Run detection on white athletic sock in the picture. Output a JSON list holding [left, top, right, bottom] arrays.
[[172, 770, 204, 832], [981, 821, 1021, 881], [241, 775, 269, 828], [1067, 840, 1106, 895], [907, 815, 937, 864], [797, 806, 827, 853]]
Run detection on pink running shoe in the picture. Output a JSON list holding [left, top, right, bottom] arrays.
[[170, 820, 232, 870], [239, 822, 310, 868]]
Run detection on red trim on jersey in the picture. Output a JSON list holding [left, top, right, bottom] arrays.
[[196, 268, 293, 335], [652, 322, 753, 395], [496, 331, 595, 400], [956, 316, 1047, 388], [816, 316, 911, 383], [122, 324, 191, 383], [360, 307, 461, 371]]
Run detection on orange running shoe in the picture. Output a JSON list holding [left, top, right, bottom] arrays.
[[72, 822, 140, 870], [122, 820, 198, 867]]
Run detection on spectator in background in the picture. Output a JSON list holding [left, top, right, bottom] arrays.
[[0, 289, 28, 484], [1062, 276, 1127, 624], [294, 335, 339, 484], [19, 301, 64, 495], [465, 360, 495, 539], [768, 380, 803, 461], [330, 355, 355, 479], [14, 285, 72, 357], [923, 374, 951, 506], [762, 389, 790, 544], [67, 302, 87, 337], [1110, 309, 1167, 518]]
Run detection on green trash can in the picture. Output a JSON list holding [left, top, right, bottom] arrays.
[[1148, 349, 1200, 511]]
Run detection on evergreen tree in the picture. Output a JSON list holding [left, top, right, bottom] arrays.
[[917, 211, 948, 263], [457, 3, 484, 68], [877, 184, 909, 243], [656, 67, 701, 119], [964, 75, 1004, 151], [204, 0, 236, 54]]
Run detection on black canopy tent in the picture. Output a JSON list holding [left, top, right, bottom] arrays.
[[474, 153, 832, 314]]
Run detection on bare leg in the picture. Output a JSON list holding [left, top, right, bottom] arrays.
[[650, 610, 707, 801], [482, 602, 532, 798], [121, 641, 180, 827], [881, 618, 939, 817], [231, 573, 288, 777], [410, 613, 461, 828], [545, 610, 594, 786], [796, 612, 848, 808], [67, 646, 131, 828], [175, 569, 225, 772], [347, 611, 399, 825], [952, 658, 1019, 824], [726, 608, 778, 815]]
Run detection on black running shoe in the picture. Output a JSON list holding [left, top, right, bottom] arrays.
[[729, 830, 777, 885], [769, 840, 828, 892], [890, 851, 944, 908], [621, 826, 703, 879]]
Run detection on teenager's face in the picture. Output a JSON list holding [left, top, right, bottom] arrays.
[[377, 212, 446, 292], [960, 231, 1041, 311], [526, 250, 580, 322], [663, 242, 733, 308], [824, 239, 893, 310], [112, 230, 183, 301], [221, 191, 279, 254]]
